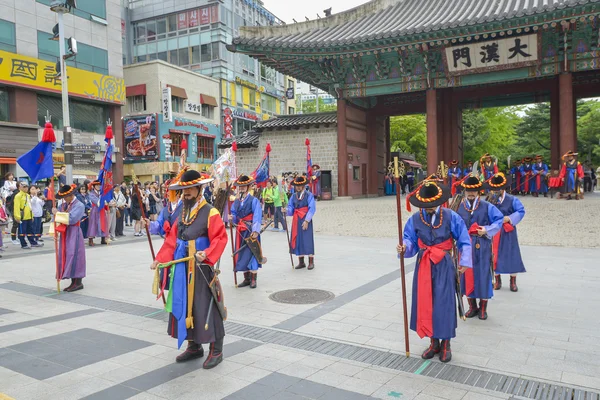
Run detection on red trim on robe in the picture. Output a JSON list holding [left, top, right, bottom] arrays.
[[291, 207, 308, 249], [492, 222, 514, 271], [464, 223, 482, 296]]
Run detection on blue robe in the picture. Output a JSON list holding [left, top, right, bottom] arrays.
[[531, 162, 548, 194], [150, 200, 183, 290], [87, 189, 106, 238], [287, 190, 316, 256], [448, 166, 462, 187], [463, 166, 473, 177], [520, 163, 534, 193], [57, 199, 87, 279], [457, 198, 503, 300], [403, 208, 472, 340], [509, 167, 519, 192], [76, 193, 91, 238], [231, 194, 262, 272], [492, 194, 526, 274], [384, 177, 396, 196]]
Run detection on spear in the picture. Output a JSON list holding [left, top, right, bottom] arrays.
[[392, 157, 410, 358]]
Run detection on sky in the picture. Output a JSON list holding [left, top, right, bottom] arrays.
[[262, 0, 368, 24]]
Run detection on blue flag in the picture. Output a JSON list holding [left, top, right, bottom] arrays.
[[17, 141, 54, 183], [98, 141, 114, 206], [251, 153, 270, 188]]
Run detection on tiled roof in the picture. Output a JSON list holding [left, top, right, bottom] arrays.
[[255, 113, 337, 130], [218, 131, 261, 148], [232, 0, 594, 49]]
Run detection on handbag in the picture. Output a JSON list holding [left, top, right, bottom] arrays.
[[116, 209, 121, 218]]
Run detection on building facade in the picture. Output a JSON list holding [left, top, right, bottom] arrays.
[[123, 60, 220, 182], [123, 0, 292, 140], [0, 0, 125, 181]]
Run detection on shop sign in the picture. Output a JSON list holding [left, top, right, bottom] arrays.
[[232, 108, 259, 122], [185, 100, 203, 115], [174, 119, 209, 132], [286, 88, 295, 99], [162, 87, 172, 122], [0, 50, 125, 104], [235, 76, 258, 90], [123, 115, 158, 161]]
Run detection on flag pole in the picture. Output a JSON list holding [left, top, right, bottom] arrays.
[[51, 178, 60, 293]]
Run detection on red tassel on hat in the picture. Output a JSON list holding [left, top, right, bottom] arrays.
[[105, 125, 114, 140], [41, 122, 56, 143], [305, 138, 310, 146], [181, 138, 188, 150], [232, 141, 238, 152], [266, 143, 271, 153]]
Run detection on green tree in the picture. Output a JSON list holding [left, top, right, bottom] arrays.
[[462, 107, 521, 169], [389, 114, 428, 165], [297, 98, 337, 114], [577, 100, 600, 166], [512, 103, 551, 162]]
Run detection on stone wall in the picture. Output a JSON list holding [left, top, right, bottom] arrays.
[[230, 127, 339, 197]]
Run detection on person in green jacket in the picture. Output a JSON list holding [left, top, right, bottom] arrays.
[[271, 177, 287, 232], [263, 180, 276, 219], [13, 182, 43, 249]]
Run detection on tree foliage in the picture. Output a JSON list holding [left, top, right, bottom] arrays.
[[297, 99, 337, 114], [577, 100, 600, 166], [389, 114, 428, 165]]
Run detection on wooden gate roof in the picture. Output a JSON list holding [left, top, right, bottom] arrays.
[[231, 0, 595, 49]]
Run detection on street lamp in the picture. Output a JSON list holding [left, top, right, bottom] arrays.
[[50, 0, 78, 185]]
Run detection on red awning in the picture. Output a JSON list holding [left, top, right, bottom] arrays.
[[0, 157, 16, 164], [126, 84, 146, 97], [200, 94, 218, 107], [196, 133, 216, 138], [402, 159, 422, 168], [169, 129, 191, 135]]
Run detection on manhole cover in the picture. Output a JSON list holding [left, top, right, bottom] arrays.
[[269, 289, 335, 304]]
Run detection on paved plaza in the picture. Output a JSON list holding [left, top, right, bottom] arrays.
[[1, 193, 600, 399]]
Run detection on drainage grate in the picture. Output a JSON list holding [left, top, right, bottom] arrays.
[[2, 281, 600, 400], [269, 289, 335, 304]]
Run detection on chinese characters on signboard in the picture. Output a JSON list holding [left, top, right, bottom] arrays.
[[185, 101, 202, 115], [124, 115, 158, 161], [162, 87, 173, 122], [445, 34, 538, 74]]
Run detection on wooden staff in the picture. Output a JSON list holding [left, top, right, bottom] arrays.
[[393, 157, 410, 358], [225, 181, 238, 287], [51, 178, 60, 293]]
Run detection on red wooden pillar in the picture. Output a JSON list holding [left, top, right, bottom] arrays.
[[337, 99, 348, 197], [426, 89, 439, 175], [550, 80, 560, 169], [366, 112, 378, 196], [559, 73, 576, 158]]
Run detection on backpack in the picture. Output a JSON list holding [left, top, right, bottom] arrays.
[[5, 188, 19, 217]]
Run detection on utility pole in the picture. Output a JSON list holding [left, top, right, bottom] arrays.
[[50, 1, 77, 184]]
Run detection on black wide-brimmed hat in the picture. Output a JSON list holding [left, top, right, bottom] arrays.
[[292, 176, 308, 186], [169, 169, 213, 190], [483, 173, 509, 191], [408, 181, 451, 209], [450, 160, 458, 165], [233, 175, 255, 187], [461, 175, 483, 190], [57, 184, 77, 199]]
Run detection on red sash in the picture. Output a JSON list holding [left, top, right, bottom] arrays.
[[416, 238, 453, 338], [291, 207, 308, 249], [234, 214, 253, 263], [492, 222, 514, 271], [463, 223, 483, 296], [524, 172, 531, 192]]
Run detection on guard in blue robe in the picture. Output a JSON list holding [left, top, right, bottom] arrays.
[[456, 176, 503, 320], [484, 173, 526, 292], [463, 161, 473, 177], [398, 181, 472, 363], [481, 153, 498, 180], [519, 157, 534, 194], [531, 155, 548, 197], [151, 170, 228, 369], [447, 160, 462, 187], [230, 174, 263, 289], [559, 151, 584, 199], [287, 176, 316, 270]]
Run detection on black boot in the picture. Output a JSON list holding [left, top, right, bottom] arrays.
[[203, 338, 223, 369], [510, 276, 518, 292], [465, 298, 479, 318], [101, 237, 107, 245], [66, 278, 84, 292], [63, 279, 75, 292], [307, 256, 314, 270], [250, 273, 257, 289], [421, 338, 440, 359], [479, 300, 488, 320], [494, 275, 502, 290], [176, 341, 204, 363], [295, 257, 306, 270], [88, 238, 95, 246], [237, 272, 251, 288], [439, 340, 452, 363]]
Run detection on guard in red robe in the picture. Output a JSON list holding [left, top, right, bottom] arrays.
[[558, 150, 585, 200]]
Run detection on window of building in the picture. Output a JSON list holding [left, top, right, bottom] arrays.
[[0, 19, 16, 53], [169, 133, 184, 157], [197, 137, 214, 160], [37, 0, 106, 20], [37, 31, 108, 75], [288, 79, 294, 89], [172, 97, 184, 113], [191, 45, 200, 64], [0, 89, 9, 122], [169, 49, 178, 65], [235, 119, 254, 136], [127, 95, 146, 113], [146, 21, 156, 42], [201, 104, 214, 119], [38, 95, 108, 133], [201, 44, 211, 62], [157, 51, 168, 62], [236, 86, 242, 107], [211, 42, 220, 60], [135, 22, 146, 44], [178, 48, 189, 66], [353, 166, 360, 181], [156, 18, 167, 39], [288, 107, 295, 115], [167, 15, 178, 37], [249, 91, 256, 110], [261, 94, 276, 113]]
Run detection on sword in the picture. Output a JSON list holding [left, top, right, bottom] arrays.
[[205, 297, 214, 330], [231, 219, 272, 258]]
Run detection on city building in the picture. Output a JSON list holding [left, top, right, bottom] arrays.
[[123, 0, 291, 144], [0, 0, 125, 182], [123, 59, 220, 182]]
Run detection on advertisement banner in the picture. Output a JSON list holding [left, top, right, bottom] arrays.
[[200, 7, 210, 25], [162, 87, 172, 122], [124, 115, 158, 161], [188, 9, 199, 27], [211, 5, 219, 23], [177, 12, 188, 29]]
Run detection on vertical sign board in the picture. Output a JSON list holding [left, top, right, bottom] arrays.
[[162, 87, 173, 123]]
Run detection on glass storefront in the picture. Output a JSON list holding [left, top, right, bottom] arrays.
[[37, 95, 110, 134]]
